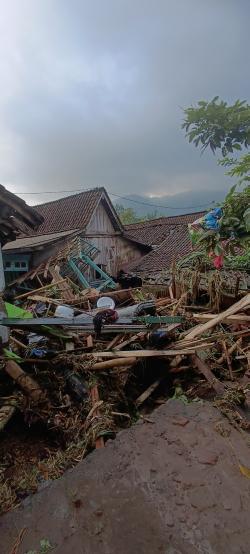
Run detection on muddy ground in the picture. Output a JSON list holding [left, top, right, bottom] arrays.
[[1, 399, 250, 554]]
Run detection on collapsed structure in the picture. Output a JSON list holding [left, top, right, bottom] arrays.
[[0, 185, 249, 517]]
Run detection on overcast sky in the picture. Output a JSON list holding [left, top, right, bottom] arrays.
[[0, 0, 249, 206]]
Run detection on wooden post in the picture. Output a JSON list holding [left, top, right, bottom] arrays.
[[0, 245, 9, 345]]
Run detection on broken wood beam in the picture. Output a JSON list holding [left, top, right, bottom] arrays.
[[90, 385, 104, 448], [192, 313, 250, 324], [191, 354, 225, 396], [184, 294, 250, 341], [26, 294, 62, 306], [105, 335, 122, 350], [135, 378, 163, 407], [15, 280, 67, 300], [216, 337, 242, 364], [114, 332, 146, 351], [86, 335, 93, 349], [221, 340, 234, 380], [86, 349, 195, 359]]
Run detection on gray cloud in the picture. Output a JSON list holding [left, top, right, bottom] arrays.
[[0, 0, 248, 205]]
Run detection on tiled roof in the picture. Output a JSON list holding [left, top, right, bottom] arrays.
[[125, 211, 206, 274], [0, 185, 44, 246], [124, 211, 205, 246], [129, 225, 193, 274], [31, 188, 104, 235]]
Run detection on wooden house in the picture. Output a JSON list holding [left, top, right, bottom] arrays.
[[3, 188, 148, 287]]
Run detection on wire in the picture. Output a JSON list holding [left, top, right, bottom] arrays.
[[109, 192, 213, 210], [10, 186, 213, 210]]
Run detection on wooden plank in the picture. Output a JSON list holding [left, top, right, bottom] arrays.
[[86, 335, 93, 348], [27, 294, 62, 305], [105, 335, 122, 350], [191, 354, 225, 396], [217, 338, 242, 364], [44, 257, 52, 279], [15, 280, 67, 300], [184, 294, 250, 341], [30, 263, 44, 281], [193, 313, 250, 324], [169, 286, 174, 300], [221, 340, 234, 380], [87, 349, 195, 359], [49, 268, 75, 301], [114, 332, 146, 351], [135, 378, 163, 407], [90, 386, 104, 448]]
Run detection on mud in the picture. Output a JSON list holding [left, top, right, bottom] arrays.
[[1, 399, 250, 554]]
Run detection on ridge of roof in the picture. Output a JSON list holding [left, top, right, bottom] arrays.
[[34, 186, 105, 208], [29, 187, 117, 236], [125, 210, 206, 230]]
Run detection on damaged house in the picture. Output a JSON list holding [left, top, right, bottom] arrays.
[[2, 188, 148, 290], [0, 184, 43, 341], [124, 212, 206, 279]]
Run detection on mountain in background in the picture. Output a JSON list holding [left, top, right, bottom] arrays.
[[113, 187, 229, 218]]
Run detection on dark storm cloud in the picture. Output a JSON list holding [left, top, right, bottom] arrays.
[[0, 0, 248, 204]]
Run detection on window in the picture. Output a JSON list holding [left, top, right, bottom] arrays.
[[15, 261, 21, 268]]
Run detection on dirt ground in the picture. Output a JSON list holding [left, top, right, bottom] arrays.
[[1, 399, 250, 554]]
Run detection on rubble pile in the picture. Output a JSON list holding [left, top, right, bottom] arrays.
[[0, 266, 250, 515]]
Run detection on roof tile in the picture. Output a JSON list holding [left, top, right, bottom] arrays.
[[31, 188, 105, 235], [125, 212, 206, 273]]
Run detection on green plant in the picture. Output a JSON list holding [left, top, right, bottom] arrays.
[[182, 97, 250, 187], [26, 538, 53, 554]]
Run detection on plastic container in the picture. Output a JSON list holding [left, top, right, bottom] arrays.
[[96, 297, 115, 310], [54, 305, 74, 319]]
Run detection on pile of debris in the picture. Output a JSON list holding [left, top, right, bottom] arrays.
[[0, 267, 250, 515]]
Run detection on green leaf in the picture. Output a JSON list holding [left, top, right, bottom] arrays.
[[214, 244, 223, 256], [233, 143, 242, 150], [243, 207, 250, 231]]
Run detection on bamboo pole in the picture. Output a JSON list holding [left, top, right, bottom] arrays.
[[4, 360, 46, 402], [92, 357, 137, 370], [86, 349, 195, 359], [184, 294, 250, 341]]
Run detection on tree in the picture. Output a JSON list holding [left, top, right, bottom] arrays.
[[182, 97, 250, 185], [116, 205, 140, 224], [116, 204, 163, 224], [182, 97, 250, 266]]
